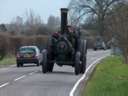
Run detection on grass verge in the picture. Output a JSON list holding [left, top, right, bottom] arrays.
[[82, 56, 128, 96], [0, 56, 16, 67]]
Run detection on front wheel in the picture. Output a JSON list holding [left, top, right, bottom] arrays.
[[47, 63, 54, 72], [36, 61, 40, 66]]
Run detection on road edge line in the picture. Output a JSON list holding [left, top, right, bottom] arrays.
[[0, 82, 9, 88], [69, 55, 109, 96]]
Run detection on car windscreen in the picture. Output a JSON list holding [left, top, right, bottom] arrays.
[[19, 47, 36, 54]]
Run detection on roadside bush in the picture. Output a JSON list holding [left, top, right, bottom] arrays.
[[0, 33, 8, 60], [0, 33, 48, 57]]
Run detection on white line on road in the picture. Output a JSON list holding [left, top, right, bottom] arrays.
[[0, 82, 9, 88], [69, 55, 108, 96], [14, 75, 26, 81], [28, 71, 37, 75], [29, 72, 35, 75]]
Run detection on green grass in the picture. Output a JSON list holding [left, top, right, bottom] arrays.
[[0, 56, 16, 67], [82, 56, 128, 96]]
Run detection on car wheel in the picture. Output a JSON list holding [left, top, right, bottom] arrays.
[[17, 63, 23, 67], [20, 63, 23, 67], [94, 48, 97, 51], [17, 63, 20, 67]]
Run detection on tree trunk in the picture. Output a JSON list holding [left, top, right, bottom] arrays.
[[98, 14, 105, 37], [123, 48, 128, 64], [124, 55, 128, 64]]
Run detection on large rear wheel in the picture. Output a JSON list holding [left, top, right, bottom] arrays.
[[46, 37, 54, 72], [81, 55, 86, 73], [80, 40, 87, 73], [75, 52, 81, 75], [42, 50, 48, 73]]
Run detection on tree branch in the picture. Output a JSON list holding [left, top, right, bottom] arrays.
[[104, 0, 120, 12], [80, 4, 98, 15]]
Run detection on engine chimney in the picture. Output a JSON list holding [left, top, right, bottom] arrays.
[[61, 8, 68, 34]]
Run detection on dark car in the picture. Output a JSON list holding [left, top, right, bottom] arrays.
[[93, 40, 106, 50], [16, 46, 42, 67]]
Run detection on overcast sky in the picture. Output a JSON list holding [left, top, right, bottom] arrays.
[[0, 0, 70, 24]]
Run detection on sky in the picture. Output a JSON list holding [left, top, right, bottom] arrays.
[[0, 0, 70, 24]]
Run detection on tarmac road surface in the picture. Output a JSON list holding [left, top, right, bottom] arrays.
[[0, 50, 110, 96]]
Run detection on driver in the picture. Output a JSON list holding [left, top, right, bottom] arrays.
[[67, 26, 76, 49]]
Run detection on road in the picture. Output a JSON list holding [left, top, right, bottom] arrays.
[[0, 50, 110, 96]]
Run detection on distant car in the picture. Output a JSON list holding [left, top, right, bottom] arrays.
[[93, 41, 106, 51], [16, 46, 42, 67]]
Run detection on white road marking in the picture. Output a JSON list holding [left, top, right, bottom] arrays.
[[29, 72, 35, 75], [0, 82, 9, 88], [69, 55, 109, 96], [14, 75, 26, 81], [29, 71, 38, 75], [34, 71, 38, 73], [28, 71, 37, 75], [14, 71, 37, 81], [0, 71, 36, 89]]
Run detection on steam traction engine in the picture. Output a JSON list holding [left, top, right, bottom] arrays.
[[41, 8, 87, 75]]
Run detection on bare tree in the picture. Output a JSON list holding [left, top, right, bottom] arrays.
[[7, 9, 60, 36], [0, 24, 7, 32], [47, 15, 60, 34], [0, 34, 6, 60], [24, 9, 43, 35], [69, 0, 122, 36], [107, 3, 128, 64], [14, 16, 23, 34], [7, 16, 24, 35]]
